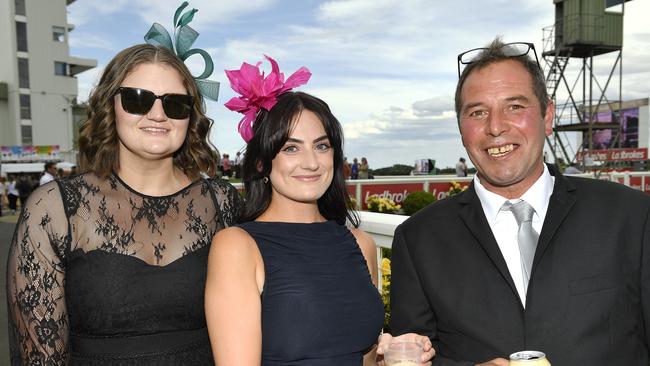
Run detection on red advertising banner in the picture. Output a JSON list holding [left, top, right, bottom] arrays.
[[428, 181, 470, 200], [360, 183, 423, 210], [627, 176, 650, 193], [348, 180, 471, 210], [347, 184, 356, 197], [576, 148, 648, 162]]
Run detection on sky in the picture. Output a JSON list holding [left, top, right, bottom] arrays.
[[67, 0, 649, 169]]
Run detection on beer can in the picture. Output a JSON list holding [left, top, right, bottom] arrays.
[[509, 351, 551, 366]]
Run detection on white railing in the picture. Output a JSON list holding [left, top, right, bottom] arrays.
[[356, 211, 407, 290], [357, 211, 407, 249], [607, 171, 650, 192]]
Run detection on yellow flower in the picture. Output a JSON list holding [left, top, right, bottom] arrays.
[[366, 194, 400, 213], [381, 258, 391, 275]]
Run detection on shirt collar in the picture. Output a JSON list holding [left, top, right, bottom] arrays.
[[474, 164, 555, 224]]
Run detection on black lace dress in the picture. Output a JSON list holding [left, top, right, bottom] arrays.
[[7, 173, 241, 365]]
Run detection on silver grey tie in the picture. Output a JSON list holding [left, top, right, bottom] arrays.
[[503, 200, 539, 293]]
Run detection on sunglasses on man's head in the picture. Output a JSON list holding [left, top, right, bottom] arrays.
[[116, 87, 194, 119], [456, 42, 540, 77]]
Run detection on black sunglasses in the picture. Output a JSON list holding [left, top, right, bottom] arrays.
[[116, 87, 194, 119], [457, 42, 540, 77]]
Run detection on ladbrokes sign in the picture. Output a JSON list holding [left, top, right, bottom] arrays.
[[576, 148, 648, 162], [348, 181, 471, 210]]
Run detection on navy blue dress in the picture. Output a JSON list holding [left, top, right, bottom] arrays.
[[239, 220, 384, 366]]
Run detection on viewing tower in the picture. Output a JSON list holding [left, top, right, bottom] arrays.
[[542, 0, 632, 167]]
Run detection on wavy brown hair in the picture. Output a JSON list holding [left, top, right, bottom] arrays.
[[78, 44, 217, 179]]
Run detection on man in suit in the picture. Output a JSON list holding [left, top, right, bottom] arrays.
[[389, 38, 650, 365]]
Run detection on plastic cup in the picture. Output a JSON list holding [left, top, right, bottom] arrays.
[[383, 341, 423, 366]]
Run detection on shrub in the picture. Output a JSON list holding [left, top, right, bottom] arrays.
[[402, 191, 436, 215]]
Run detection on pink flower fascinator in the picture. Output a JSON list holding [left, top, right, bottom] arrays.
[[224, 55, 311, 142]]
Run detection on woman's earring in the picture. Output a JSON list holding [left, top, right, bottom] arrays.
[[263, 176, 269, 184]]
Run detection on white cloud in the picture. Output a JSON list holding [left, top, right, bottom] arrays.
[[341, 110, 466, 168], [68, 0, 649, 169], [137, 0, 278, 30], [67, 0, 132, 26], [75, 64, 105, 103], [217, 40, 290, 72], [343, 117, 392, 140], [623, 0, 650, 34], [69, 0, 277, 28], [412, 97, 455, 118], [317, 0, 410, 26], [68, 33, 116, 51]]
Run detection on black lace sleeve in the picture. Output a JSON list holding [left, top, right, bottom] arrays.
[[207, 179, 242, 227], [7, 182, 69, 365]]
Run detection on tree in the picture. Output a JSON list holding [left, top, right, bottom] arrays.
[[371, 164, 413, 176]]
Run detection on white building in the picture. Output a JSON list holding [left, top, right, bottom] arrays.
[[0, 0, 96, 165]]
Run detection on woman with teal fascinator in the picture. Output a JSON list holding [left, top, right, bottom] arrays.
[[6, 3, 239, 365]]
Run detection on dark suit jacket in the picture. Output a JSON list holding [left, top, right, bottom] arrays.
[[390, 165, 650, 366]]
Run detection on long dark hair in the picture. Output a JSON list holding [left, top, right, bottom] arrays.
[[240, 91, 358, 227]]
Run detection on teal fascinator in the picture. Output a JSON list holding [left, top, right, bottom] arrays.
[[144, 1, 219, 101]]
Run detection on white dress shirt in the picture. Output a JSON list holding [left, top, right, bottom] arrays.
[[7, 181, 19, 196], [39, 172, 55, 186], [473, 164, 555, 307]]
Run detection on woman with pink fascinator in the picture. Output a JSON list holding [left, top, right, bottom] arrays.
[[205, 56, 379, 365]]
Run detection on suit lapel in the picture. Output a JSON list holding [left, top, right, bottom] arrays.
[[532, 164, 578, 273], [458, 184, 520, 300]]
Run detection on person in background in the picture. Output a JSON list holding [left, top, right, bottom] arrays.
[[15, 174, 32, 210], [386, 37, 650, 365], [351, 157, 359, 179], [206, 55, 434, 365], [455, 157, 468, 177], [217, 156, 223, 178], [563, 162, 582, 175], [7, 4, 240, 364], [358, 157, 370, 179], [343, 157, 352, 180], [39, 161, 58, 186], [0, 176, 5, 217], [222, 153, 232, 178], [6, 175, 19, 215], [233, 151, 243, 178]]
